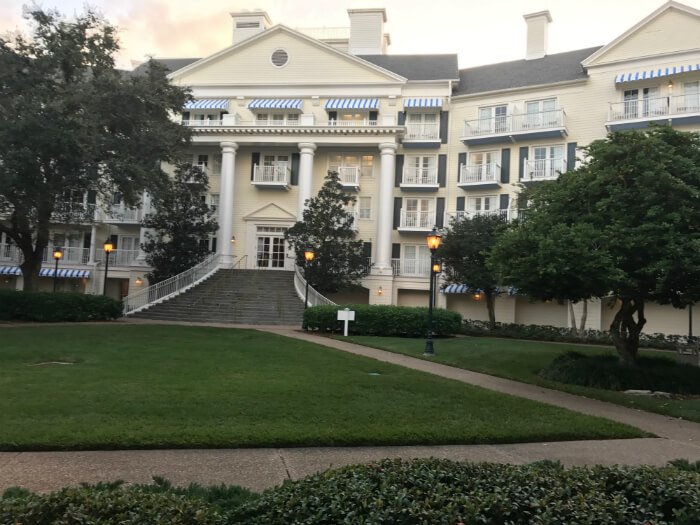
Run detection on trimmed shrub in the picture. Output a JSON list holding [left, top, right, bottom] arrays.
[[304, 304, 462, 337], [0, 290, 122, 322], [540, 351, 700, 395]]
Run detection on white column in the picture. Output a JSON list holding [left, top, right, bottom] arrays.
[[297, 142, 316, 220], [218, 141, 238, 266], [374, 142, 397, 272], [136, 191, 151, 264], [88, 225, 97, 264]]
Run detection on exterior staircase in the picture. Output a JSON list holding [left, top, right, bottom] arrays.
[[129, 269, 304, 325]]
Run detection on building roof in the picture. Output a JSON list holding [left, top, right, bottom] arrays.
[[132, 58, 201, 76], [358, 54, 459, 81], [454, 46, 602, 96]]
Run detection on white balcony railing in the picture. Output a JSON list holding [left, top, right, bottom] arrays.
[[401, 168, 438, 186], [104, 205, 141, 223], [327, 119, 378, 127], [334, 166, 360, 187], [0, 244, 90, 264], [522, 158, 566, 182], [96, 249, 139, 267], [459, 163, 500, 185], [52, 202, 97, 222], [253, 164, 290, 184], [182, 114, 398, 129], [391, 258, 431, 277], [399, 210, 435, 230], [608, 94, 700, 122], [182, 119, 223, 127], [463, 109, 565, 137], [445, 210, 512, 224], [404, 122, 440, 140], [345, 210, 359, 230]]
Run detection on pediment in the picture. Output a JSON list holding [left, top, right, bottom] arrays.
[[169, 25, 405, 86], [243, 203, 297, 221]]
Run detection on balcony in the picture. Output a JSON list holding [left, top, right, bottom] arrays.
[[458, 163, 501, 189], [96, 249, 139, 267], [345, 210, 359, 231], [335, 167, 360, 190], [103, 204, 142, 224], [461, 109, 567, 145], [521, 158, 566, 183], [52, 202, 96, 223], [252, 164, 290, 188], [398, 210, 436, 232], [391, 258, 431, 277], [400, 167, 439, 190], [402, 122, 440, 148], [445, 210, 512, 225], [0, 244, 90, 264], [606, 94, 700, 131]]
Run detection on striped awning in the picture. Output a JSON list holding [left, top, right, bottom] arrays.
[[404, 98, 443, 108], [39, 268, 90, 279], [183, 99, 230, 110], [248, 99, 303, 110], [0, 266, 21, 276], [325, 98, 379, 110], [615, 64, 700, 83], [442, 283, 517, 295]]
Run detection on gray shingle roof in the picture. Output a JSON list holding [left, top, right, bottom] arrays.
[[358, 54, 459, 81], [131, 58, 201, 76], [454, 47, 602, 96]]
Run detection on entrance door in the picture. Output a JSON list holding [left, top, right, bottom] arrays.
[[255, 226, 287, 269]]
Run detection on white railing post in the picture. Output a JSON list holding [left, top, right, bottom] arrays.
[[293, 266, 337, 307]]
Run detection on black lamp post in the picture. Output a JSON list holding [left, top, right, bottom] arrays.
[[432, 262, 441, 308], [52, 247, 63, 293], [302, 247, 315, 329], [103, 240, 114, 296], [424, 228, 442, 356]]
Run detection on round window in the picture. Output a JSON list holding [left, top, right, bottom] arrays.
[[271, 49, 289, 68]]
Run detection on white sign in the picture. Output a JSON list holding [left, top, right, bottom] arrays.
[[337, 308, 356, 337]]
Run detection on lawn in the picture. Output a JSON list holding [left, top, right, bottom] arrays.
[[342, 335, 700, 422], [0, 325, 643, 450]]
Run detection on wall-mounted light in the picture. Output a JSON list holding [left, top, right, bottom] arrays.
[[668, 80, 674, 94], [473, 292, 482, 301], [230, 235, 236, 244], [377, 286, 383, 296], [135, 277, 144, 286]]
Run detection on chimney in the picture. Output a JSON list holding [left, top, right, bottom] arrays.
[[523, 10, 552, 60], [230, 9, 272, 45], [347, 8, 389, 55]]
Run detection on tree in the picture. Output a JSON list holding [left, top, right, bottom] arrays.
[[0, 8, 190, 291], [285, 171, 365, 293], [491, 126, 700, 365], [141, 164, 218, 284], [439, 214, 510, 328]]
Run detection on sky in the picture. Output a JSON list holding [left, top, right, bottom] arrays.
[[1, 0, 699, 69]]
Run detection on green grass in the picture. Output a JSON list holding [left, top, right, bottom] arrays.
[[341, 335, 700, 422], [0, 325, 643, 450]]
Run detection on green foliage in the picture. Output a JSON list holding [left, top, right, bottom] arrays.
[[540, 351, 700, 395], [230, 459, 700, 524], [142, 163, 218, 283], [304, 304, 462, 336], [0, 290, 122, 321], [285, 171, 365, 293], [670, 459, 700, 473], [0, 8, 191, 291]]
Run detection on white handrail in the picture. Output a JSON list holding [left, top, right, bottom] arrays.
[[122, 253, 221, 315], [294, 265, 337, 307]]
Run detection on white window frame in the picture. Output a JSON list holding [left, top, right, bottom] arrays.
[[358, 196, 372, 220]]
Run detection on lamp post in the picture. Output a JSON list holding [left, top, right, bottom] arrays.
[[432, 262, 441, 309], [302, 247, 315, 329], [424, 228, 442, 356], [103, 240, 114, 296], [52, 247, 63, 293]]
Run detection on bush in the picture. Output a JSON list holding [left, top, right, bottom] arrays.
[[540, 351, 700, 395], [0, 290, 122, 322], [304, 304, 462, 337], [462, 319, 691, 350]]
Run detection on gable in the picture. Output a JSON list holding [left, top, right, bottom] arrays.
[[170, 26, 405, 86], [585, 5, 700, 66], [243, 203, 296, 221]]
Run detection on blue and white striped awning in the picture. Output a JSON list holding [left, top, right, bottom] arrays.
[[404, 98, 443, 108], [183, 99, 230, 110], [325, 98, 379, 110], [442, 283, 517, 295], [248, 99, 303, 110], [39, 268, 90, 279], [615, 64, 700, 83], [0, 266, 21, 276]]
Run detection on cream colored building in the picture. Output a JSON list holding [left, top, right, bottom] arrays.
[[2, 2, 699, 335]]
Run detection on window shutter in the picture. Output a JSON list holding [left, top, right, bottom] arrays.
[[291, 153, 300, 185], [109, 234, 119, 248], [518, 147, 529, 181], [567, 142, 577, 171], [211, 237, 217, 253], [397, 111, 405, 125], [438, 154, 447, 187], [251, 152, 260, 181], [501, 148, 511, 183], [435, 198, 445, 228], [182, 111, 190, 121], [83, 231, 91, 249], [362, 242, 372, 259], [456, 196, 465, 211], [439, 111, 449, 144], [369, 110, 378, 122], [391, 243, 401, 260], [457, 152, 466, 181], [393, 197, 402, 229], [328, 111, 337, 121], [394, 154, 404, 187], [86, 190, 97, 205], [500, 194, 509, 209]]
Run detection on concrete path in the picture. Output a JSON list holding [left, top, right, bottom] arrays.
[[2, 319, 700, 494]]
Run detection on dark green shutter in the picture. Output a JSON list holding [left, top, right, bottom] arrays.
[[500, 148, 511, 183], [369, 110, 378, 122], [397, 111, 405, 125], [457, 152, 466, 181], [500, 194, 509, 209], [393, 197, 402, 229], [362, 242, 372, 259], [567, 142, 577, 171], [83, 232, 91, 249], [435, 198, 445, 228], [391, 243, 401, 259], [291, 153, 300, 185], [439, 111, 449, 144], [395, 155, 404, 187], [328, 111, 337, 121], [518, 147, 529, 181], [456, 196, 465, 211], [251, 152, 260, 180], [86, 190, 97, 205], [438, 155, 447, 187]]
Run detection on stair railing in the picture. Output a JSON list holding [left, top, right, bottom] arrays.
[[294, 265, 337, 307], [122, 253, 221, 315]]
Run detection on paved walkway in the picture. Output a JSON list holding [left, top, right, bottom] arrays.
[[2, 319, 700, 494]]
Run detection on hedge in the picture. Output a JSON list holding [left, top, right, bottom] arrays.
[[462, 319, 693, 350], [5, 460, 698, 524], [0, 290, 122, 322], [304, 304, 462, 336]]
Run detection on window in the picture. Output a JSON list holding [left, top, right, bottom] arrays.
[[405, 112, 439, 140], [271, 49, 289, 67], [683, 81, 699, 111], [403, 198, 434, 228], [255, 113, 298, 126], [197, 155, 209, 168], [403, 244, 431, 275], [478, 104, 508, 133], [359, 196, 371, 219], [329, 154, 373, 182], [209, 193, 219, 212], [525, 98, 557, 127], [404, 156, 437, 185], [623, 87, 663, 118], [237, 21, 260, 29], [119, 236, 139, 252], [467, 196, 498, 213], [528, 145, 565, 180], [361, 155, 374, 177]]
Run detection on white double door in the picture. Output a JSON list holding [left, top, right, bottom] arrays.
[[255, 226, 288, 270]]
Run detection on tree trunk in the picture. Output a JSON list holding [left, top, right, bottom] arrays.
[[568, 301, 578, 335], [609, 296, 646, 366], [19, 252, 43, 292], [579, 299, 588, 336], [485, 290, 496, 329]]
